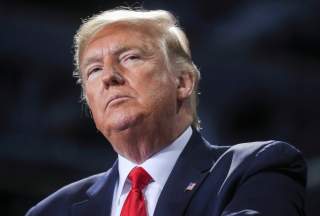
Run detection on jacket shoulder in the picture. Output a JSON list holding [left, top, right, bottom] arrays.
[[217, 140, 307, 186], [26, 170, 111, 216]]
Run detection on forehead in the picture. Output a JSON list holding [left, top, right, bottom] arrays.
[[83, 23, 159, 56]]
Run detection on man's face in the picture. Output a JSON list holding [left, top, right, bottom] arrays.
[[80, 23, 179, 139]]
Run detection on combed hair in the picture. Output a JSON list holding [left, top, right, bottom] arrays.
[[73, 7, 201, 130]]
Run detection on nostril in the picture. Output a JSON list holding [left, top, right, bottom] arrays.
[[102, 71, 125, 88], [110, 78, 120, 85]]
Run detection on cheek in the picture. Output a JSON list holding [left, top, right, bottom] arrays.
[[139, 75, 177, 109], [84, 86, 94, 108], [85, 86, 104, 119], [85, 80, 103, 105], [87, 97, 105, 131]]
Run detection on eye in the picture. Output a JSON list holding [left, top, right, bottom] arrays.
[[120, 52, 143, 67], [86, 66, 102, 80], [126, 55, 139, 60], [122, 54, 140, 62]]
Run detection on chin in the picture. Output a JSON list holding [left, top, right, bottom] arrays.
[[105, 112, 144, 133]]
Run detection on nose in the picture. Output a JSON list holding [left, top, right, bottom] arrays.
[[101, 67, 125, 89]]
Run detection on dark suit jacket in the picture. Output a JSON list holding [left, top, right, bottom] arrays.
[[26, 131, 307, 216]]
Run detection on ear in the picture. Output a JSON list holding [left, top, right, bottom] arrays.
[[176, 71, 195, 101]]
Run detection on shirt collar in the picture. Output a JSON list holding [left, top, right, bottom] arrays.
[[117, 126, 192, 193]]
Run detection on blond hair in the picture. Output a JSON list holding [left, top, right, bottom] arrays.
[[73, 7, 201, 130]]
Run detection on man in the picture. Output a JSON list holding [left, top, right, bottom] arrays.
[[26, 7, 307, 216]]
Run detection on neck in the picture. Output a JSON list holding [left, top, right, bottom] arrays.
[[107, 114, 192, 164]]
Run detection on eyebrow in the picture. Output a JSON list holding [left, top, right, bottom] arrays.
[[81, 46, 139, 71], [81, 55, 103, 71]]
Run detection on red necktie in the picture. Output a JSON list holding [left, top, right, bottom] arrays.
[[120, 167, 152, 216]]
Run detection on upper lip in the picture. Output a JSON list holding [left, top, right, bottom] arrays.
[[106, 94, 132, 108]]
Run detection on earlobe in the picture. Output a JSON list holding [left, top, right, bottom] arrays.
[[177, 72, 194, 100]]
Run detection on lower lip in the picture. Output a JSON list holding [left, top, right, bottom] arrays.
[[108, 97, 131, 107]]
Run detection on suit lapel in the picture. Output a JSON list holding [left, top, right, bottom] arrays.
[[71, 160, 118, 216], [154, 130, 219, 216]]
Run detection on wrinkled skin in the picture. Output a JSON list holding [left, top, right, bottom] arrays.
[[80, 23, 194, 163]]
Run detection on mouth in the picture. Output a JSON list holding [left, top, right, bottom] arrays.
[[106, 95, 132, 108]]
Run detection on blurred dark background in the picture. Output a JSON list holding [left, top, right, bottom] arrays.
[[1, 0, 319, 215]]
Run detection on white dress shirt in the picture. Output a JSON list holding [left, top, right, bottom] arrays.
[[110, 126, 192, 216]]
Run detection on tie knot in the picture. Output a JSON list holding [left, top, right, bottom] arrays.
[[128, 167, 152, 190]]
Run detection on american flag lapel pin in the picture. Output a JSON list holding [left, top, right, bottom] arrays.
[[185, 182, 197, 191]]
